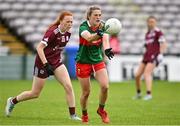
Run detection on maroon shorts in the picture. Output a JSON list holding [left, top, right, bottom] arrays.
[[142, 53, 159, 66], [33, 62, 62, 79], [76, 61, 106, 78]]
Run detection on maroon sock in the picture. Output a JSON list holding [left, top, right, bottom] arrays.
[[12, 97, 18, 104], [82, 109, 88, 116], [137, 89, 141, 94], [69, 107, 75, 115], [147, 91, 151, 95]]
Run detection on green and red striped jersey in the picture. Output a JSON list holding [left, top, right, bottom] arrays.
[[75, 21, 106, 64]]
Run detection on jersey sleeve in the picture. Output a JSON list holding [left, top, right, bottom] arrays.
[[41, 29, 56, 46], [158, 31, 166, 43], [79, 25, 88, 36]]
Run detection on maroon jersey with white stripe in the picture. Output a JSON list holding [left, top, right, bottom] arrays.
[[35, 25, 71, 69], [143, 27, 165, 62]]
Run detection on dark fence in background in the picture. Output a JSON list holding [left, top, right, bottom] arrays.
[[0, 55, 34, 80], [0, 46, 78, 80]]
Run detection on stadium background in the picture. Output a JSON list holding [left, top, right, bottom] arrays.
[[0, 0, 180, 80], [0, 0, 180, 125]]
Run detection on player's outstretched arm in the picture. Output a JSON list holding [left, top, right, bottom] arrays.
[[81, 30, 101, 42], [160, 41, 167, 54], [103, 33, 114, 60]]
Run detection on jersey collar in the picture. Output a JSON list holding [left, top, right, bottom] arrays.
[[87, 21, 91, 27], [87, 20, 99, 31], [149, 27, 159, 32], [58, 25, 65, 34]]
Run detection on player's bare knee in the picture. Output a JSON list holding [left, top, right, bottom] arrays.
[[135, 73, 141, 79], [64, 84, 73, 93], [144, 71, 151, 78], [30, 92, 40, 98], [82, 90, 90, 99], [101, 85, 109, 92], [83, 93, 90, 99]]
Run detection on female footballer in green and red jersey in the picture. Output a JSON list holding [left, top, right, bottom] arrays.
[[75, 5, 114, 124]]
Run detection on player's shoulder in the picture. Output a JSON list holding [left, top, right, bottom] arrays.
[[46, 25, 59, 35], [80, 20, 88, 27], [154, 27, 163, 33], [47, 25, 57, 31], [79, 21, 89, 33], [154, 27, 164, 36]]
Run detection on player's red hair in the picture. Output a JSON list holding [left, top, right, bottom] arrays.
[[48, 11, 73, 28]]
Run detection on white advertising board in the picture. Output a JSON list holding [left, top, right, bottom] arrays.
[[107, 55, 180, 82]]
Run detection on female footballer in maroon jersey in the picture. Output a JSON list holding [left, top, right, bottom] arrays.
[[5, 11, 81, 120], [134, 16, 167, 100]]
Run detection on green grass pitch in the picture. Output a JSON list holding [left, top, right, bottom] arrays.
[[0, 79, 180, 125]]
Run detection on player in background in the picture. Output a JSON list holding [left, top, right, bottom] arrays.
[[134, 16, 167, 100], [75, 6, 114, 123], [5, 11, 81, 120]]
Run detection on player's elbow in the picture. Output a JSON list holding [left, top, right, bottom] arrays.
[[36, 42, 45, 52], [36, 42, 41, 51], [164, 42, 168, 52], [161, 42, 168, 53]]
